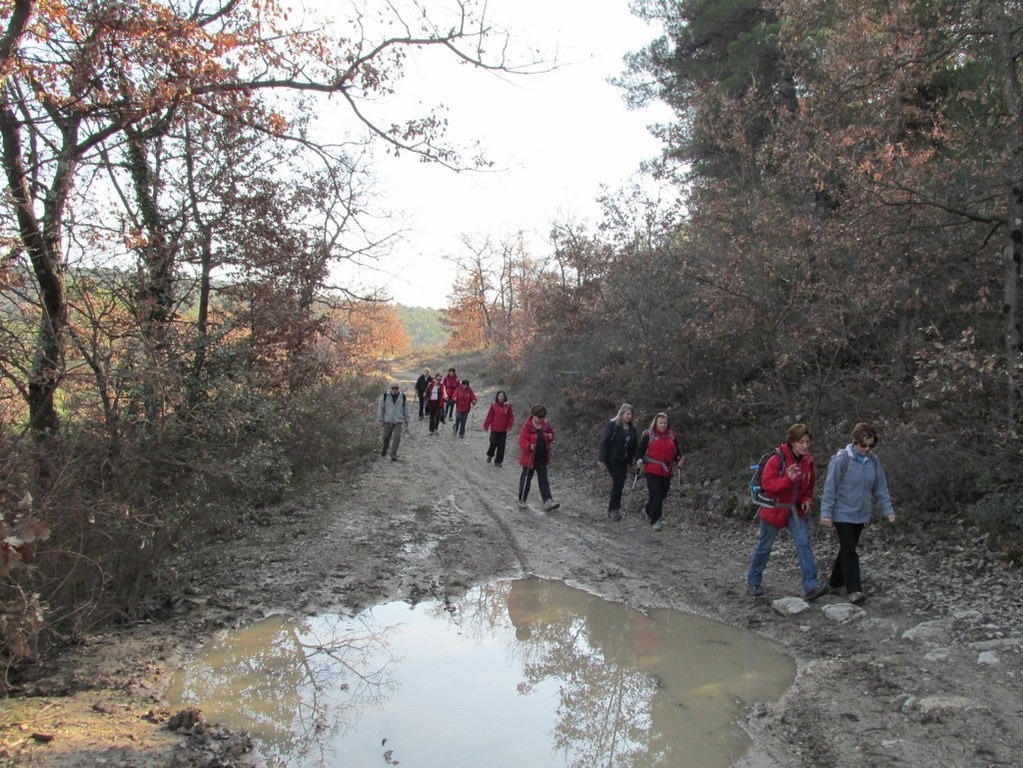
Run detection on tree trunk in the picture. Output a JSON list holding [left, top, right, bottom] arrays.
[[998, 9, 1023, 429], [0, 105, 70, 436]]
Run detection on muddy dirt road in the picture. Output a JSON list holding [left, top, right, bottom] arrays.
[[4, 372, 1023, 767]]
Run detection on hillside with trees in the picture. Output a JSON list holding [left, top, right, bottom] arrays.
[[445, 0, 1022, 546], [396, 305, 449, 350]]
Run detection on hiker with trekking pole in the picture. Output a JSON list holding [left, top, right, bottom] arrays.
[[517, 404, 560, 512], [598, 403, 638, 522], [452, 379, 477, 438], [634, 412, 683, 532], [442, 368, 460, 422]]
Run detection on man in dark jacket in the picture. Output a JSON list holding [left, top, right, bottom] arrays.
[[414, 368, 431, 420]]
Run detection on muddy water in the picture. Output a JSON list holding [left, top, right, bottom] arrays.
[[166, 578, 793, 767]]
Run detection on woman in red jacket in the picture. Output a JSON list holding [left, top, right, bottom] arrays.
[[483, 390, 514, 466], [746, 422, 828, 600], [634, 412, 682, 531], [442, 368, 460, 421], [452, 379, 477, 437], [517, 404, 559, 512]]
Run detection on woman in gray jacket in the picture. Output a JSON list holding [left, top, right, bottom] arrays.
[[820, 422, 897, 604]]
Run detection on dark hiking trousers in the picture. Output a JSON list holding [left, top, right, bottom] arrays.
[[519, 463, 552, 503], [644, 474, 671, 524], [829, 522, 865, 593], [487, 431, 508, 464], [607, 461, 629, 512]]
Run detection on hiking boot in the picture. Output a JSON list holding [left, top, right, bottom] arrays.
[[494, 462, 502, 467], [609, 508, 622, 521], [381, 448, 387, 457], [543, 499, 560, 511], [486, 455, 492, 463], [651, 520, 663, 531], [391, 455, 398, 462], [748, 584, 765, 597], [848, 591, 867, 604], [805, 583, 830, 601], [518, 500, 527, 510]]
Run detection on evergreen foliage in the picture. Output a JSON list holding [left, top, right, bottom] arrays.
[[457, 0, 1023, 555], [395, 305, 449, 349]]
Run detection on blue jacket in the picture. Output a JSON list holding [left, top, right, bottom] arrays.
[[820, 444, 894, 524]]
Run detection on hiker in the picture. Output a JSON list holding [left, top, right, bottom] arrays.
[[452, 379, 477, 438], [414, 368, 431, 420], [483, 390, 514, 466], [425, 376, 446, 435], [377, 382, 410, 461], [820, 422, 897, 605], [598, 403, 638, 521], [442, 368, 460, 421], [634, 412, 682, 531], [746, 423, 829, 600], [517, 404, 560, 511]]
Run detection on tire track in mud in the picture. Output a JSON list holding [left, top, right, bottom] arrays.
[[409, 417, 676, 606], [414, 422, 535, 574]]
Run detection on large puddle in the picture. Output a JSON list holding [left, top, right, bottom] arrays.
[[166, 578, 793, 767]]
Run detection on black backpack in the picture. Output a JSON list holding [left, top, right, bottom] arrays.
[[749, 448, 785, 508]]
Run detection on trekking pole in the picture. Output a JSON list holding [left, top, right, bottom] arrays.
[[626, 467, 642, 519], [631, 468, 642, 492]]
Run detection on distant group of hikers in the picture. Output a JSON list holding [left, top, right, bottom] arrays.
[[378, 372, 897, 605], [376, 367, 560, 512]]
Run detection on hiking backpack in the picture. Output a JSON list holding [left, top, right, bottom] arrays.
[[749, 448, 785, 508]]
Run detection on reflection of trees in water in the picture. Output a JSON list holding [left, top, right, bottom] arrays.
[[523, 586, 663, 768], [174, 580, 781, 768], [425, 583, 512, 641], [537, 628, 658, 768], [440, 579, 666, 767], [175, 613, 400, 767]]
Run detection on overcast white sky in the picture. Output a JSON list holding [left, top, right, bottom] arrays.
[[304, 0, 670, 308]]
